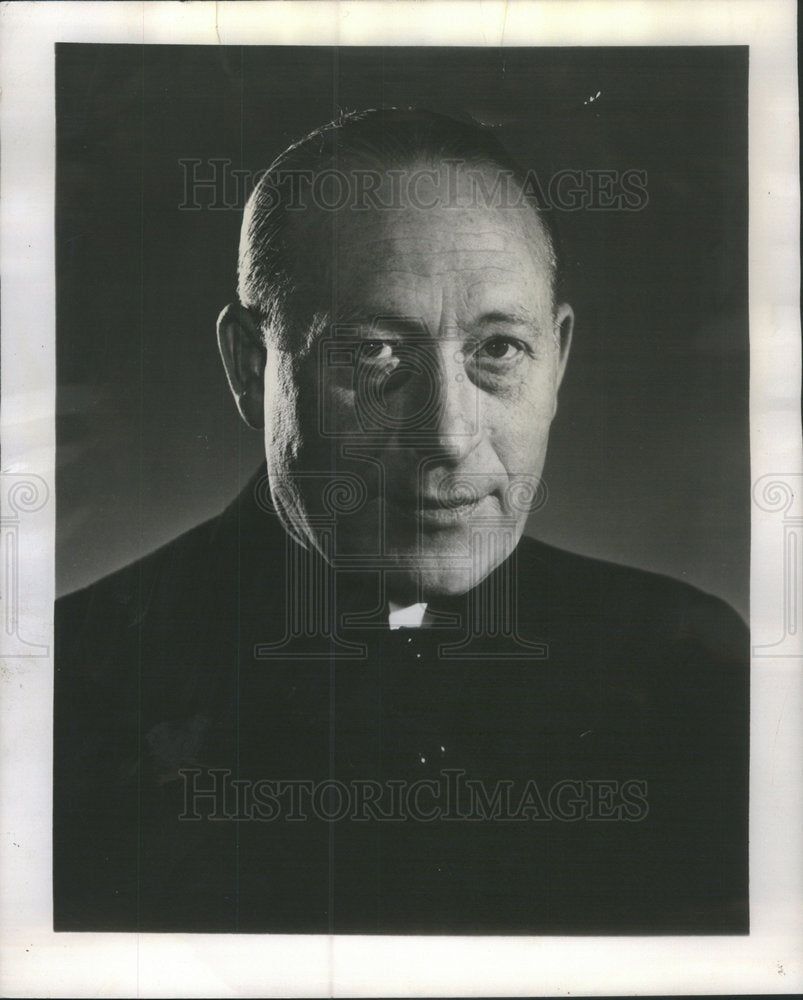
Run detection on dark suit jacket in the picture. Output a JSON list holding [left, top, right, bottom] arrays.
[[54, 468, 749, 934]]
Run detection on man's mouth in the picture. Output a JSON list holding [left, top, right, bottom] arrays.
[[386, 493, 490, 526], [415, 498, 485, 525]]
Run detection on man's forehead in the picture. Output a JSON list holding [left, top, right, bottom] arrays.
[[336, 189, 547, 250], [292, 159, 549, 247], [339, 242, 540, 282], [338, 231, 536, 267], [331, 213, 550, 317], [333, 275, 548, 328], [283, 163, 556, 328]]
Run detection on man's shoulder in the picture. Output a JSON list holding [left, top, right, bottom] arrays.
[[57, 471, 282, 620], [57, 512, 226, 625], [55, 474, 290, 667], [517, 534, 747, 658]]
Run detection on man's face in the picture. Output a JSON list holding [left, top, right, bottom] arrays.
[[263, 164, 572, 601]]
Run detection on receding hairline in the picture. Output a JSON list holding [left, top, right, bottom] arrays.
[[237, 112, 563, 346]]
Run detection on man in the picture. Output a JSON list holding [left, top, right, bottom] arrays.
[[55, 109, 749, 934]]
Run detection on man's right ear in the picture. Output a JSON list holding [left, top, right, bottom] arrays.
[[216, 303, 267, 429]]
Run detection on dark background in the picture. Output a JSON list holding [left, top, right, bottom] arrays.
[[56, 44, 749, 618]]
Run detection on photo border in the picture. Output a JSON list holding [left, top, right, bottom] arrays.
[[1, 2, 800, 996]]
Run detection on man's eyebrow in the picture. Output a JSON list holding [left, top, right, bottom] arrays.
[[345, 314, 428, 336], [333, 309, 538, 335], [474, 310, 535, 328]]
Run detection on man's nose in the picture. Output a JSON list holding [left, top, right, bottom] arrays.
[[420, 350, 480, 462]]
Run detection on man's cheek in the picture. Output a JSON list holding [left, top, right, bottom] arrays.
[[287, 383, 358, 466], [490, 410, 551, 483], [489, 387, 549, 440], [319, 384, 363, 435]]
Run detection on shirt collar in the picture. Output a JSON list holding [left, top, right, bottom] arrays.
[[387, 601, 429, 630]]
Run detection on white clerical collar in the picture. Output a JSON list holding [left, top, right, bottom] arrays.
[[387, 601, 429, 630]]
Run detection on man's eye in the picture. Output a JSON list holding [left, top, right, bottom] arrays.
[[360, 340, 398, 362], [474, 337, 523, 363]]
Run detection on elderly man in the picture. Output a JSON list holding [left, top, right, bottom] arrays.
[[55, 109, 748, 934]]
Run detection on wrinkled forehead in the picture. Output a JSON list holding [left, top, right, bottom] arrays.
[[287, 163, 554, 323]]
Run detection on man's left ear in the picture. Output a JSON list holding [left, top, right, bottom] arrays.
[[553, 301, 574, 390], [216, 303, 267, 429]]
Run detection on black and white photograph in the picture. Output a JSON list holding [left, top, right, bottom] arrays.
[[1, 1, 801, 996], [54, 42, 751, 936]]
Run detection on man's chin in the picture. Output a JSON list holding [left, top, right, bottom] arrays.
[[416, 566, 489, 600], [384, 549, 515, 603], [310, 508, 524, 598]]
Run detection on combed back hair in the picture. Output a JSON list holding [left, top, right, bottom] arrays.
[[237, 107, 565, 351]]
